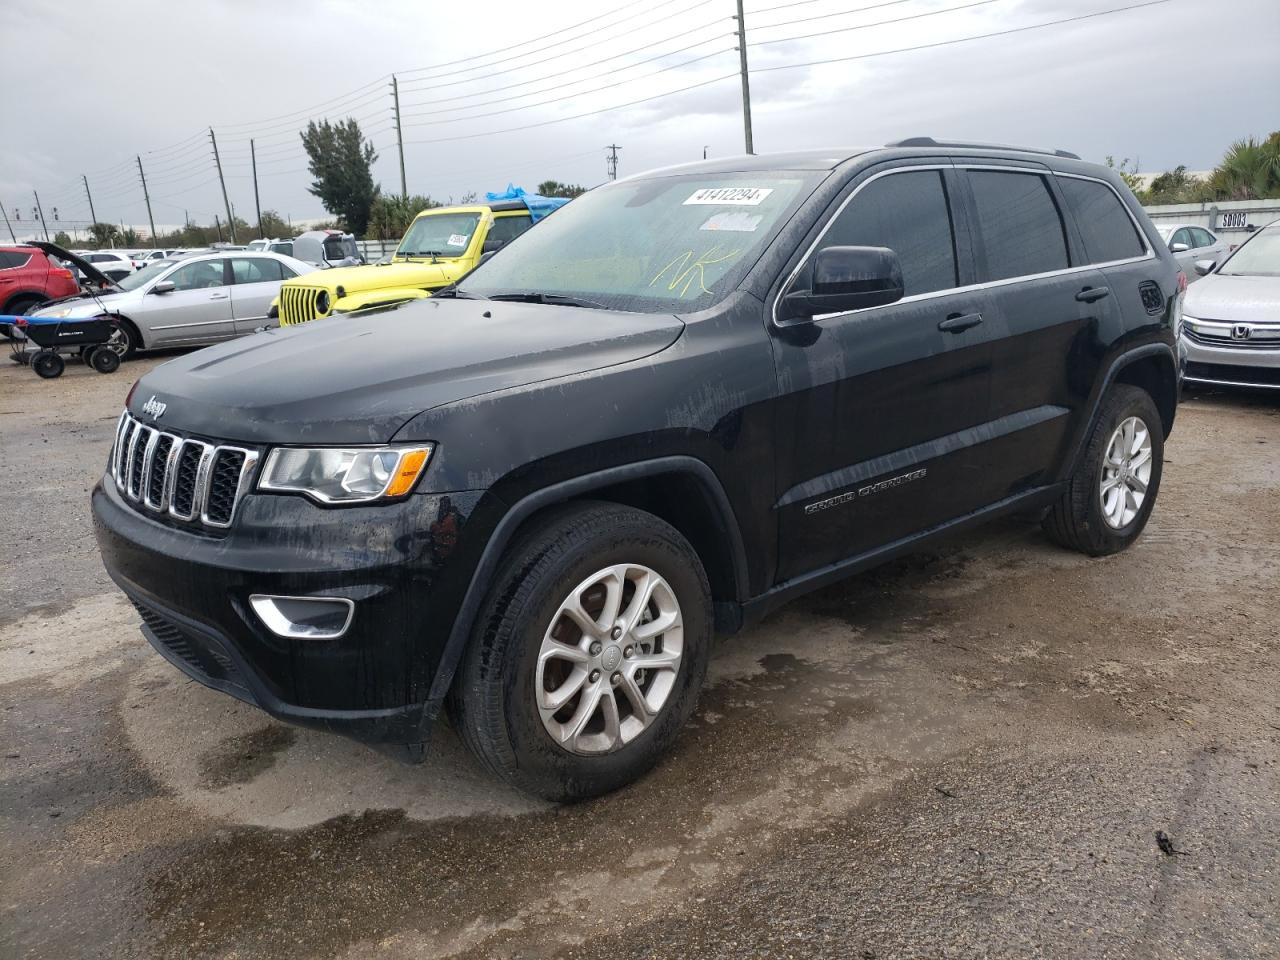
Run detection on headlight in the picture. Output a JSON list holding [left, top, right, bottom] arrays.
[[316, 291, 331, 314], [259, 445, 433, 503]]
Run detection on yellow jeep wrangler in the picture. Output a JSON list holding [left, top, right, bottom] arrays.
[[274, 200, 539, 325]]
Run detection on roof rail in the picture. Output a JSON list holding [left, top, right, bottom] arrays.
[[887, 137, 1081, 161]]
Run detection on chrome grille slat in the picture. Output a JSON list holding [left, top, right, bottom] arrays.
[[111, 411, 258, 531]]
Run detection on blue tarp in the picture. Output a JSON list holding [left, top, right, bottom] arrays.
[[484, 184, 571, 223]]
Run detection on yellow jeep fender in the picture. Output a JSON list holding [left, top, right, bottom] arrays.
[[333, 286, 435, 314]]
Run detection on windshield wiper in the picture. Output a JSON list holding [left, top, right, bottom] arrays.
[[432, 284, 487, 300], [488, 291, 608, 309]]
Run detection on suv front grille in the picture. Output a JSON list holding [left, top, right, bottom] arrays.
[[279, 284, 325, 326], [112, 412, 259, 530]]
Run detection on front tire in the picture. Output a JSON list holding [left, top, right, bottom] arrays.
[[449, 502, 712, 801], [1042, 384, 1164, 556]]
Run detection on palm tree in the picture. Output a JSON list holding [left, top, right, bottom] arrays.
[[1207, 132, 1280, 200]]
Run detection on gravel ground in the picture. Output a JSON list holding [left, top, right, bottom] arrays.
[[1, 354, 1277, 960]]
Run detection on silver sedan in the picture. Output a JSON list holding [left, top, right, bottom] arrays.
[[31, 251, 318, 356], [1181, 221, 1280, 390]]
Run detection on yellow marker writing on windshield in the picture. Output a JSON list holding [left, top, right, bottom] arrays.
[[649, 244, 742, 298]]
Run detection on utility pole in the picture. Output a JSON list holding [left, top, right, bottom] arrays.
[[136, 156, 157, 244], [0, 201, 15, 243], [392, 76, 407, 199], [209, 127, 236, 243], [251, 139, 263, 239], [214, 213, 223, 243], [83, 175, 98, 227], [703, 145, 710, 160], [606, 144, 621, 181], [33, 190, 50, 242], [734, 0, 754, 154]]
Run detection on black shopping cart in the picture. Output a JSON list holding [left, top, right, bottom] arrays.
[[4, 314, 124, 378]]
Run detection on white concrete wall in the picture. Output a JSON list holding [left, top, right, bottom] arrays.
[[1143, 198, 1280, 240]]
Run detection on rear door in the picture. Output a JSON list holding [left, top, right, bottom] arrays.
[[961, 166, 1124, 493], [770, 162, 996, 581], [229, 256, 295, 334], [140, 258, 235, 346]]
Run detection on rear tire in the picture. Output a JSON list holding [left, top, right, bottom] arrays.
[[1042, 384, 1163, 556], [449, 501, 712, 801], [33, 351, 64, 379]]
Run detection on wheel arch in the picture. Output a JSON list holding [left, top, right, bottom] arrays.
[[1061, 342, 1178, 482], [108, 312, 145, 351], [427, 457, 749, 710], [1, 289, 49, 313]]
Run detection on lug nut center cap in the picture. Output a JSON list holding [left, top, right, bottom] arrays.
[[601, 645, 623, 671]]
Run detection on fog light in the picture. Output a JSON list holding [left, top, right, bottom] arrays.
[[249, 595, 354, 639]]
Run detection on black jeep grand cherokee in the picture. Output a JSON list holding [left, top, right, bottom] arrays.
[[94, 140, 1184, 800]]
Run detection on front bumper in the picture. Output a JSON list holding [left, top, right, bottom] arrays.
[[1182, 332, 1280, 389], [92, 473, 484, 745]]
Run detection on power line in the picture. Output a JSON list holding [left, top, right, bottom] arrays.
[[749, 0, 999, 49], [398, 2, 725, 96], [400, 47, 734, 128], [751, 0, 1176, 72], [396, 0, 708, 81], [405, 72, 740, 146], [399, 32, 733, 119]]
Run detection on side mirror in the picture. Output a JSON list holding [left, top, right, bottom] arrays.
[[481, 238, 506, 255], [780, 246, 904, 321], [1169, 242, 1189, 253], [1193, 259, 1215, 277], [151, 280, 175, 294], [478, 251, 497, 266]]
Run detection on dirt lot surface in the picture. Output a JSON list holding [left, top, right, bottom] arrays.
[[2, 355, 1278, 960]]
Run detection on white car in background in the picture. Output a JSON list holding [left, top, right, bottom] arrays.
[[1156, 223, 1229, 280], [30, 251, 318, 357], [77, 250, 142, 281], [1181, 220, 1280, 390]]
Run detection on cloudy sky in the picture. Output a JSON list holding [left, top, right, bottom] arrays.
[[4, 0, 1277, 240]]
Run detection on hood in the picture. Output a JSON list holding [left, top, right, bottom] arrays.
[[27, 241, 119, 290], [295, 259, 466, 296], [31, 288, 133, 318], [129, 298, 684, 445], [1185, 273, 1280, 324]]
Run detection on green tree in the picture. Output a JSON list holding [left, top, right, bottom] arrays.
[[1105, 156, 1144, 193], [536, 180, 587, 199], [365, 194, 442, 240], [87, 222, 120, 247], [1204, 132, 1280, 200], [258, 209, 294, 238], [121, 227, 141, 246], [300, 118, 379, 235], [53, 230, 72, 247]]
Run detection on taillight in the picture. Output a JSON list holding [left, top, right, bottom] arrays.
[[53, 268, 74, 281]]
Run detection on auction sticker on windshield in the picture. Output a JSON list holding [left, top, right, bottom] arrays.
[[684, 187, 773, 205], [447, 234, 468, 247]]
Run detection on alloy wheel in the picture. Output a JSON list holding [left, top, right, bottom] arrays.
[[535, 563, 684, 756], [1100, 415, 1153, 529]]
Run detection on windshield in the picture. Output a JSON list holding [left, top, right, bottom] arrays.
[[117, 260, 176, 291], [1216, 229, 1280, 277], [268, 241, 293, 256], [322, 236, 358, 261], [458, 174, 815, 313], [396, 213, 482, 259]]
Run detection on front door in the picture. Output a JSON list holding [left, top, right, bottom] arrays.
[[143, 259, 235, 346], [770, 164, 996, 582]]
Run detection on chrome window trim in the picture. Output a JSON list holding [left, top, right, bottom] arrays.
[[149, 317, 236, 331], [772, 163, 1157, 327]]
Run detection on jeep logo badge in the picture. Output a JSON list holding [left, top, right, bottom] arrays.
[[141, 395, 167, 419], [1231, 324, 1252, 341]]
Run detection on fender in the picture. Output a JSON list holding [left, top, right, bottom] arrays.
[[1059, 342, 1179, 482], [424, 456, 749, 710], [335, 286, 433, 313]]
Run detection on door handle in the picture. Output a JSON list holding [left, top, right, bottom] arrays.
[[938, 312, 983, 333], [1075, 286, 1110, 303], [208, 292, 230, 300]]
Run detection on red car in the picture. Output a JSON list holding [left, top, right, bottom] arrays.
[[0, 245, 81, 315]]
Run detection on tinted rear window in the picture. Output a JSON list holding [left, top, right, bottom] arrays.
[[969, 171, 1069, 281], [1058, 177, 1145, 264], [0, 251, 33, 269]]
